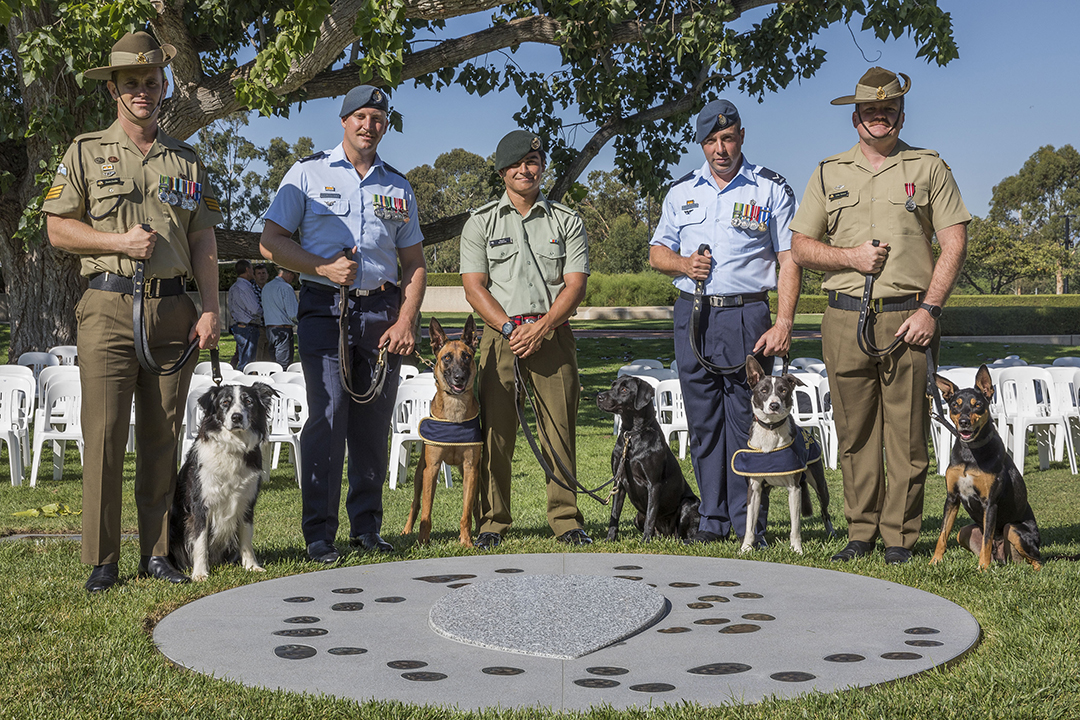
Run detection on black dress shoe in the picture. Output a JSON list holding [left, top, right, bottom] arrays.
[[307, 541, 341, 564], [474, 532, 501, 551], [687, 530, 723, 545], [884, 546, 913, 565], [831, 540, 874, 562], [137, 556, 191, 584], [350, 532, 394, 553], [557, 528, 593, 546], [85, 563, 119, 593]]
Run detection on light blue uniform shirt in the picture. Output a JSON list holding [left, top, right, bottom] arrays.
[[264, 144, 424, 291], [650, 158, 797, 296], [261, 276, 298, 326]]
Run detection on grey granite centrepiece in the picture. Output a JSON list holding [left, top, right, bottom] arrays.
[[154, 553, 981, 712], [429, 574, 667, 658]]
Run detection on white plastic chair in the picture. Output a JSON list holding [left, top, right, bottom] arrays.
[[1051, 357, 1080, 368], [33, 366, 81, 459], [30, 377, 84, 485], [179, 385, 209, 462], [997, 366, 1076, 474], [790, 372, 832, 466], [623, 358, 664, 370], [17, 352, 59, 384], [399, 363, 420, 382], [267, 382, 307, 484], [387, 383, 451, 490], [193, 361, 243, 381], [1045, 366, 1080, 472], [47, 345, 78, 366], [0, 374, 35, 485], [243, 361, 284, 376], [816, 376, 838, 469], [286, 362, 303, 374], [991, 357, 1027, 367], [655, 378, 689, 458], [270, 371, 306, 387], [789, 357, 825, 370]]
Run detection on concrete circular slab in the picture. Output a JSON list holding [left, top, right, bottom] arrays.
[[154, 553, 980, 712]]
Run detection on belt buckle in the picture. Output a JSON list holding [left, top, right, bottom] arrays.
[[144, 277, 161, 297], [872, 297, 884, 312]]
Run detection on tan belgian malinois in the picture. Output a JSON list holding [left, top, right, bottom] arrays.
[[402, 316, 482, 546]]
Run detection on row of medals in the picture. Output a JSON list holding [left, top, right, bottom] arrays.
[[731, 202, 771, 231], [158, 174, 201, 211]]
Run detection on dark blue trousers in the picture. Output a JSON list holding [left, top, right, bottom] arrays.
[[297, 285, 401, 548], [673, 295, 770, 541]]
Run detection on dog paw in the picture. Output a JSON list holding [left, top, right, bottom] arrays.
[[791, 545, 803, 555], [192, 571, 209, 582], [738, 543, 752, 553], [245, 564, 265, 573]]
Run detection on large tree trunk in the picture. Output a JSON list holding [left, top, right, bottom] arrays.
[[0, 239, 83, 357]]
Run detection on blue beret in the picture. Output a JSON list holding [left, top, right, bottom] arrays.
[[695, 100, 741, 144], [340, 85, 389, 118], [495, 130, 545, 171]]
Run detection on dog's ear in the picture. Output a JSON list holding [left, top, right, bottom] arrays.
[[462, 315, 479, 349], [785, 373, 805, 387], [197, 385, 222, 415], [429, 317, 447, 354], [250, 382, 279, 406], [634, 379, 655, 410], [935, 375, 959, 402], [745, 355, 763, 387], [975, 365, 994, 401]]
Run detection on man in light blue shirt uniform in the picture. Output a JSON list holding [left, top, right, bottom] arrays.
[[228, 259, 262, 369], [649, 99, 802, 546], [259, 85, 427, 562], [261, 267, 299, 367]]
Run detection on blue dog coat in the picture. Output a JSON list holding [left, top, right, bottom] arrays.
[[417, 414, 482, 447], [731, 427, 822, 477]]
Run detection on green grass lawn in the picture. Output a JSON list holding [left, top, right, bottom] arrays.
[[2, 328, 1080, 718]]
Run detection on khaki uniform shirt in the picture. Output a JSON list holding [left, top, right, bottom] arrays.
[[789, 140, 970, 297], [42, 119, 222, 278], [459, 191, 589, 317]]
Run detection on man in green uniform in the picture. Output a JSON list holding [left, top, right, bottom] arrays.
[[460, 130, 591, 549], [790, 67, 969, 565], [43, 31, 222, 592]]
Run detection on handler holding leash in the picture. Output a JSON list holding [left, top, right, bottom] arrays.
[[650, 100, 801, 547], [790, 67, 969, 565], [44, 31, 223, 592], [460, 130, 592, 549], [260, 85, 426, 563]]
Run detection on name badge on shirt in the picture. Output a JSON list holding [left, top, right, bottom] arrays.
[[681, 199, 700, 215], [489, 237, 512, 248], [828, 190, 849, 201]]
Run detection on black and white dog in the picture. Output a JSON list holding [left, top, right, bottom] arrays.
[[169, 382, 278, 581]]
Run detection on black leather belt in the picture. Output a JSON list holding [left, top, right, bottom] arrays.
[[302, 280, 394, 297], [88, 272, 186, 298], [827, 290, 922, 313], [132, 259, 198, 375], [679, 290, 768, 308]]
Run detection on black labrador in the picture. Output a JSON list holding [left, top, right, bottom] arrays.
[[596, 376, 700, 541]]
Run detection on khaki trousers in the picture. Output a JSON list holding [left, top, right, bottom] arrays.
[[821, 306, 938, 550], [76, 289, 196, 565], [476, 325, 583, 536]]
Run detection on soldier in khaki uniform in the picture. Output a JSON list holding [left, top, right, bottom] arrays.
[[460, 130, 592, 549], [43, 32, 222, 592], [790, 67, 969, 565]]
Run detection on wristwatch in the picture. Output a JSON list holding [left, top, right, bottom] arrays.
[[919, 302, 942, 319], [501, 320, 516, 339]]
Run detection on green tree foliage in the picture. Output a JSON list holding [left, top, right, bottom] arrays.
[[574, 170, 657, 274], [245, 135, 315, 227], [406, 149, 495, 272], [2, 0, 961, 355], [193, 112, 263, 231]]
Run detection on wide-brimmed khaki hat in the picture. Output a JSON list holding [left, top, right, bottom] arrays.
[[830, 67, 911, 106], [85, 31, 175, 81]]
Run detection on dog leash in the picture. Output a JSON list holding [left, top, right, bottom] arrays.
[[925, 347, 961, 440], [337, 248, 389, 404], [689, 244, 747, 375], [513, 357, 612, 504], [856, 240, 906, 358], [131, 230, 199, 376]]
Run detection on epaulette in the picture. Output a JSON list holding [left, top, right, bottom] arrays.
[[759, 166, 795, 199], [381, 162, 406, 180], [548, 199, 579, 216], [299, 151, 327, 163], [470, 199, 499, 215], [671, 170, 695, 188]]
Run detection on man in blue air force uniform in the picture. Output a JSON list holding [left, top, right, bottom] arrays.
[[259, 86, 427, 563], [649, 100, 802, 546]]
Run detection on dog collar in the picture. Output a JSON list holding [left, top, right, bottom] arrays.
[[753, 416, 788, 431], [418, 413, 482, 447]]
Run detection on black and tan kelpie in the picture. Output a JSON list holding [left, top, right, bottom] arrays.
[[401, 316, 482, 547], [930, 365, 1042, 570]]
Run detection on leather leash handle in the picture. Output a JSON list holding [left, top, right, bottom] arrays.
[[689, 243, 748, 376], [337, 247, 388, 404], [856, 239, 904, 358], [132, 224, 199, 376]]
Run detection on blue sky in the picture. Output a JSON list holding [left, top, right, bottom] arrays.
[[236, 1, 1078, 218]]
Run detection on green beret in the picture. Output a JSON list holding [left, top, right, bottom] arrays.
[[495, 130, 545, 172]]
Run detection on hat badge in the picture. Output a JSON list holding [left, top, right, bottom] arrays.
[[135, 52, 148, 64], [876, 86, 886, 100], [717, 113, 729, 129], [373, 89, 382, 102], [531, 137, 541, 150]]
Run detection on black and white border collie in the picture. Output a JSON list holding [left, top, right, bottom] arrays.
[[169, 382, 278, 581]]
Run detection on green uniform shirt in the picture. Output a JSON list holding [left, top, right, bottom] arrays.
[[789, 140, 971, 297], [460, 191, 589, 316], [41, 120, 222, 279]]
